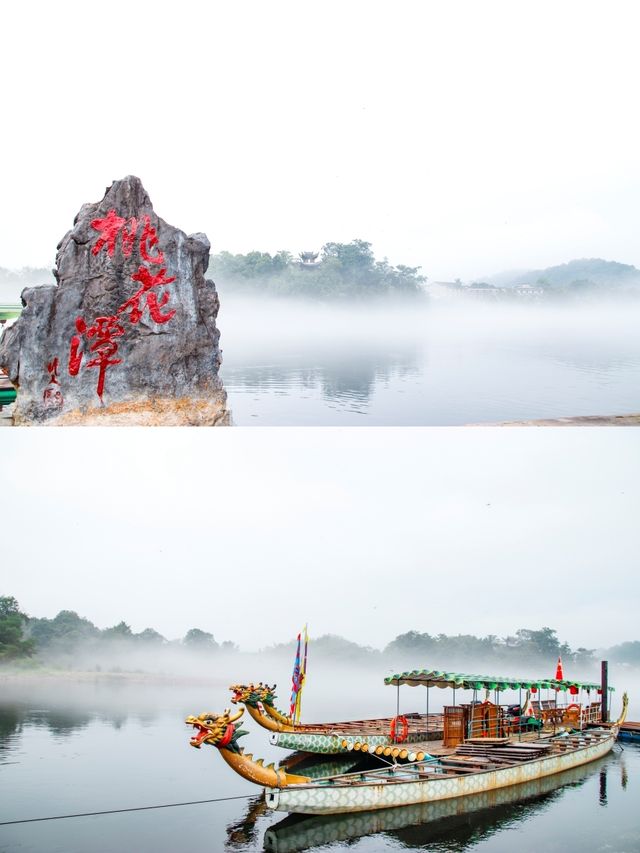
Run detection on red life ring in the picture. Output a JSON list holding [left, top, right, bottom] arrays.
[[390, 715, 409, 743], [566, 704, 581, 712]]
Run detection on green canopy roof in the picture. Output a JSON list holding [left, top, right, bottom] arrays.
[[384, 669, 613, 692]]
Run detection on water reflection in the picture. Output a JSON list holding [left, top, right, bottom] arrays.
[[227, 798, 269, 848], [0, 686, 636, 853], [218, 296, 640, 424], [258, 759, 615, 853], [599, 766, 608, 806], [0, 702, 132, 749], [223, 347, 421, 412]]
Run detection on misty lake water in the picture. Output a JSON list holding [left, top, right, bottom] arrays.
[[217, 296, 640, 425], [1, 677, 638, 853]]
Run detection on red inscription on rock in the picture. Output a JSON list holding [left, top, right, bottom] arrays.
[[121, 267, 176, 325], [66, 209, 177, 400]]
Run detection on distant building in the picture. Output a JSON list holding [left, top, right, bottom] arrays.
[[429, 281, 544, 300], [513, 283, 544, 296], [298, 251, 320, 268]]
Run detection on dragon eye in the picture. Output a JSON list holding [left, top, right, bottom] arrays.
[[205, 719, 213, 725]]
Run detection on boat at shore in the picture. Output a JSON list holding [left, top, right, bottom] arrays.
[[262, 756, 612, 852], [618, 721, 640, 743], [229, 682, 443, 756], [186, 668, 627, 816], [228, 668, 609, 757]]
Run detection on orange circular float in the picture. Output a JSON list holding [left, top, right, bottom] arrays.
[[390, 715, 409, 743]]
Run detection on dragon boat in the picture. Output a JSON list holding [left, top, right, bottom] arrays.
[[262, 757, 612, 852], [186, 668, 627, 816], [229, 682, 444, 757]]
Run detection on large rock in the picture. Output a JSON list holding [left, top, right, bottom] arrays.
[[0, 176, 229, 425]]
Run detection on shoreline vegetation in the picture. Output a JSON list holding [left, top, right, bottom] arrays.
[[2, 252, 640, 304], [213, 240, 426, 299], [2, 597, 638, 676]]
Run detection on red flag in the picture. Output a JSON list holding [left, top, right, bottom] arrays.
[[555, 657, 564, 681]]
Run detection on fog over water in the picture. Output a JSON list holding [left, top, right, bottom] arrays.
[[3, 271, 639, 425], [1, 668, 638, 853], [217, 293, 640, 425]]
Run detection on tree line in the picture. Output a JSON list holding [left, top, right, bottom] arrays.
[[211, 240, 426, 299], [0, 597, 236, 661], [2, 596, 637, 669]]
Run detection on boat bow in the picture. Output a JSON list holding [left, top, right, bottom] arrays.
[[230, 683, 295, 732], [185, 707, 309, 788]]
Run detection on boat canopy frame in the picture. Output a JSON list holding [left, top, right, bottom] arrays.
[[384, 669, 613, 693]]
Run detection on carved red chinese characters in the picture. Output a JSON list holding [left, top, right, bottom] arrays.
[[69, 208, 177, 399], [122, 267, 176, 325], [69, 315, 125, 400], [42, 357, 63, 409]]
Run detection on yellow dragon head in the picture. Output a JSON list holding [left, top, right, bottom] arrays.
[[185, 707, 246, 751], [229, 682, 277, 709]]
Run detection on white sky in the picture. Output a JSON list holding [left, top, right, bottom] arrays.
[[2, 1, 640, 279], [1, 428, 637, 650]]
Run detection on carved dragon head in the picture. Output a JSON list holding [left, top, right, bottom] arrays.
[[185, 707, 246, 752], [229, 682, 277, 708], [615, 692, 629, 727]]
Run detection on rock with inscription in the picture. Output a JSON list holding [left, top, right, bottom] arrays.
[[0, 176, 229, 425]]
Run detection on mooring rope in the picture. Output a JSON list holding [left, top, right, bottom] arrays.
[[0, 794, 256, 827]]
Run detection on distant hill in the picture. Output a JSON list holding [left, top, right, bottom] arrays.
[[486, 258, 640, 293]]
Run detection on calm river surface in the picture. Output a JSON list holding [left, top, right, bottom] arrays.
[[218, 297, 640, 425], [1, 679, 638, 853]]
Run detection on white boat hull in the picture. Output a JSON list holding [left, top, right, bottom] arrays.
[[265, 732, 614, 815]]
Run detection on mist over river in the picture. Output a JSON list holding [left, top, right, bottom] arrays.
[[217, 295, 640, 425], [1, 669, 638, 853]]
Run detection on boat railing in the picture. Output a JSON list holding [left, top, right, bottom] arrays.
[[443, 698, 599, 746]]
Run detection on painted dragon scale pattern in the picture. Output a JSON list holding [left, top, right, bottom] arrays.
[[265, 730, 616, 815]]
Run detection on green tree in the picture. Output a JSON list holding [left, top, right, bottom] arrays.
[[608, 641, 640, 664], [512, 627, 565, 658], [183, 628, 218, 650], [572, 647, 595, 665], [0, 596, 34, 660], [211, 240, 426, 299], [385, 630, 435, 656], [29, 610, 99, 650], [136, 628, 166, 644], [101, 621, 133, 640]]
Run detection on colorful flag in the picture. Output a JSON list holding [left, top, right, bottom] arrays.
[[289, 625, 309, 723], [296, 625, 309, 722], [555, 657, 564, 681]]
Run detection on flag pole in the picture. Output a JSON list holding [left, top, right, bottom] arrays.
[[297, 625, 309, 723]]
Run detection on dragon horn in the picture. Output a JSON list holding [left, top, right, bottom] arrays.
[[228, 707, 245, 724]]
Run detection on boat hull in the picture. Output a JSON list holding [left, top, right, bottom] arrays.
[[618, 723, 640, 744], [264, 758, 608, 853], [265, 732, 614, 815], [270, 728, 441, 755]]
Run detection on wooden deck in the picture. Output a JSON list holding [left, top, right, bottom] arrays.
[[294, 712, 444, 736], [328, 729, 611, 782]]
